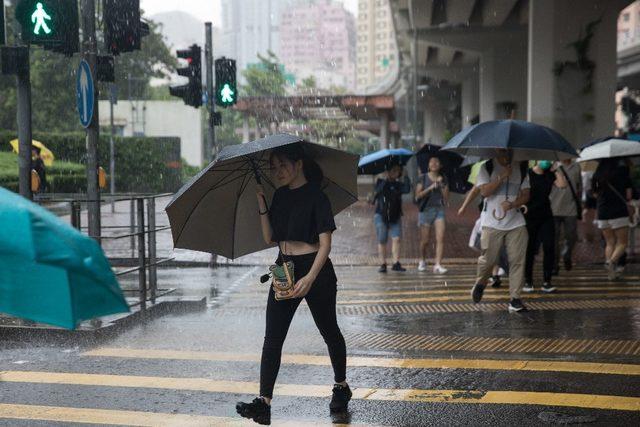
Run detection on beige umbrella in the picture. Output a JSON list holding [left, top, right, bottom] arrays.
[[165, 134, 359, 259]]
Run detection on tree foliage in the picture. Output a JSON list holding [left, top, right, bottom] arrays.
[[241, 51, 286, 97]]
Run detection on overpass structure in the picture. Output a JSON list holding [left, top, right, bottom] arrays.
[[387, 0, 632, 148]]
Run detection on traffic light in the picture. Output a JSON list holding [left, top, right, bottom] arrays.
[[215, 57, 237, 107], [169, 45, 202, 108], [15, 0, 79, 55], [104, 0, 148, 55]]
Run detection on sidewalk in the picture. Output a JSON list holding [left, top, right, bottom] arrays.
[[63, 195, 610, 266]]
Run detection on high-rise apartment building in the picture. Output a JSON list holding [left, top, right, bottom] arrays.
[[220, 0, 294, 77], [280, 0, 356, 90], [619, 1, 640, 50], [356, 0, 397, 92]]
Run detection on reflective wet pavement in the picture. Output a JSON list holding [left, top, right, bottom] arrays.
[[2, 262, 640, 426]]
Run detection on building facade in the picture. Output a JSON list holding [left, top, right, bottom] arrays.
[[280, 0, 356, 90], [356, 0, 398, 92], [619, 1, 640, 50], [220, 0, 294, 78]]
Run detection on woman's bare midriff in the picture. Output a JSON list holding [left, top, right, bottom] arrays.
[[278, 240, 320, 256]]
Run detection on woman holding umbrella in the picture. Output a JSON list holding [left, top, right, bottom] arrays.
[[592, 158, 633, 280], [415, 156, 449, 273], [235, 144, 351, 424]]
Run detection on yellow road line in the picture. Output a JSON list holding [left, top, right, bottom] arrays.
[[337, 293, 640, 305], [0, 403, 344, 426], [1, 371, 639, 412], [82, 347, 640, 376]]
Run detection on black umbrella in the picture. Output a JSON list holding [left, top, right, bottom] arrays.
[[166, 134, 359, 259], [416, 144, 472, 194]]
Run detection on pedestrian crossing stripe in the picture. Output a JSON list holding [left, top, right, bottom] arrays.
[[0, 403, 348, 426], [82, 347, 640, 376], [1, 371, 639, 411]]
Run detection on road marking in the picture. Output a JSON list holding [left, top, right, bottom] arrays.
[[0, 403, 343, 426], [83, 347, 640, 376], [1, 371, 639, 411], [337, 292, 640, 305]]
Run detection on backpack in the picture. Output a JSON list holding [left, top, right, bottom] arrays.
[[379, 181, 402, 224]]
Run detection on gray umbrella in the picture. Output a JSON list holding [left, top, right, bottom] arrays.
[[165, 134, 359, 259]]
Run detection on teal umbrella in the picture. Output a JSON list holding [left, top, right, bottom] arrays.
[[0, 188, 129, 329]]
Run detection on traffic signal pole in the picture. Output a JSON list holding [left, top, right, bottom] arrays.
[[205, 22, 215, 163], [16, 50, 32, 200], [81, 0, 101, 241]]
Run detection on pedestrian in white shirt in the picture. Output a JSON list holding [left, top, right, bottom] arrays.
[[471, 149, 531, 312]]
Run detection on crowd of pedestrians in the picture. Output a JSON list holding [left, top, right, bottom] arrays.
[[370, 148, 637, 312]]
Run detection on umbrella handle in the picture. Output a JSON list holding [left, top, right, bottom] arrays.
[[519, 205, 528, 215], [492, 208, 507, 221]]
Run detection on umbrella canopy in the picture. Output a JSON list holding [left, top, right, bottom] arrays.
[[9, 139, 55, 167], [442, 120, 578, 161], [166, 134, 359, 259], [0, 188, 129, 329], [578, 138, 640, 162], [357, 148, 414, 175], [416, 143, 471, 194]]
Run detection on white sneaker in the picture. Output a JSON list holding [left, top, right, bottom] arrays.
[[497, 267, 506, 277], [418, 261, 428, 272], [433, 265, 448, 274]]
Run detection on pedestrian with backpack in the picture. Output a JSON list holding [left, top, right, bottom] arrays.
[[372, 163, 411, 272], [415, 156, 449, 274], [471, 149, 531, 312]]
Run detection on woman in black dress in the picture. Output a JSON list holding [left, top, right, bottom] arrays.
[[236, 144, 350, 425]]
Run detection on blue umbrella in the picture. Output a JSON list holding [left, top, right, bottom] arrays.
[[443, 120, 578, 161], [358, 148, 414, 175], [0, 188, 129, 329]]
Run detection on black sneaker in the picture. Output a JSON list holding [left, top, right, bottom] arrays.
[[471, 283, 486, 303], [490, 275, 502, 288], [391, 262, 406, 272], [378, 263, 387, 273], [522, 282, 534, 293], [236, 397, 271, 425], [563, 258, 572, 271], [542, 282, 557, 293], [329, 384, 352, 413], [508, 299, 528, 313]]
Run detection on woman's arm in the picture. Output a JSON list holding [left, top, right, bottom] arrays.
[[256, 185, 274, 245], [291, 232, 332, 298], [442, 181, 450, 205]]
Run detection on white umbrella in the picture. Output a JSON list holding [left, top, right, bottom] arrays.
[[578, 139, 640, 162]]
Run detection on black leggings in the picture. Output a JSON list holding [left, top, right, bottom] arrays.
[[260, 252, 346, 398], [525, 217, 556, 283]]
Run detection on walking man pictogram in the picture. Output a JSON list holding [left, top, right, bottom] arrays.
[[32, 2, 52, 35], [221, 84, 235, 103]]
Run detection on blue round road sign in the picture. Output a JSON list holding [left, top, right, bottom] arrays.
[[77, 60, 94, 128]]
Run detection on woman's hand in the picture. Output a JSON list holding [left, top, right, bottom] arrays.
[[256, 184, 267, 210], [291, 274, 315, 298]]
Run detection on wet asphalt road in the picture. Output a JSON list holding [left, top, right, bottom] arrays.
[[2, 263, 640, 426]]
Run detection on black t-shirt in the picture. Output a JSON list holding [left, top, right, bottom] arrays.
[[269, 182, 336, 243], [525, 169, 555, 220], [593, 165, 632, 220]]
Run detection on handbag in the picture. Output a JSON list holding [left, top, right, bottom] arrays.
[[558, 165, 582, 221]]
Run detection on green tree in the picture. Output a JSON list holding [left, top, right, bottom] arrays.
[[242, 51, 286, 97]]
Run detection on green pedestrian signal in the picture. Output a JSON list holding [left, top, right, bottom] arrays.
[[15, 0, 79, 54], [31, 2, 52, 35], [215, 57, 237, 107]]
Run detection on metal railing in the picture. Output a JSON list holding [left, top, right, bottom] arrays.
[[37, 193, 175, 311]]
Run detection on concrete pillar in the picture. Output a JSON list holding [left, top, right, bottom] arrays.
[[380, 110, 390, 149], [527, 0, 555, 127], [592, 5, 620, 139], [423, 102, 447, 145], [462, 75, 479, 128], [479, 49, 496, 122], [242, 112, 250, 143]]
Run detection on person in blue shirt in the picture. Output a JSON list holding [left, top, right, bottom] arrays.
[[372, 163, 411, 272]]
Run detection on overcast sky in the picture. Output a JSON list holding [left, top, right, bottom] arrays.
[[141, 0, 358, 23]]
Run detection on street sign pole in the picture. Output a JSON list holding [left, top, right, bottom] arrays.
[[205, 22, 215, 163], [16, 48, 32, 200], [81, 0, 101, 241], [109, 83, 116, 213]]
